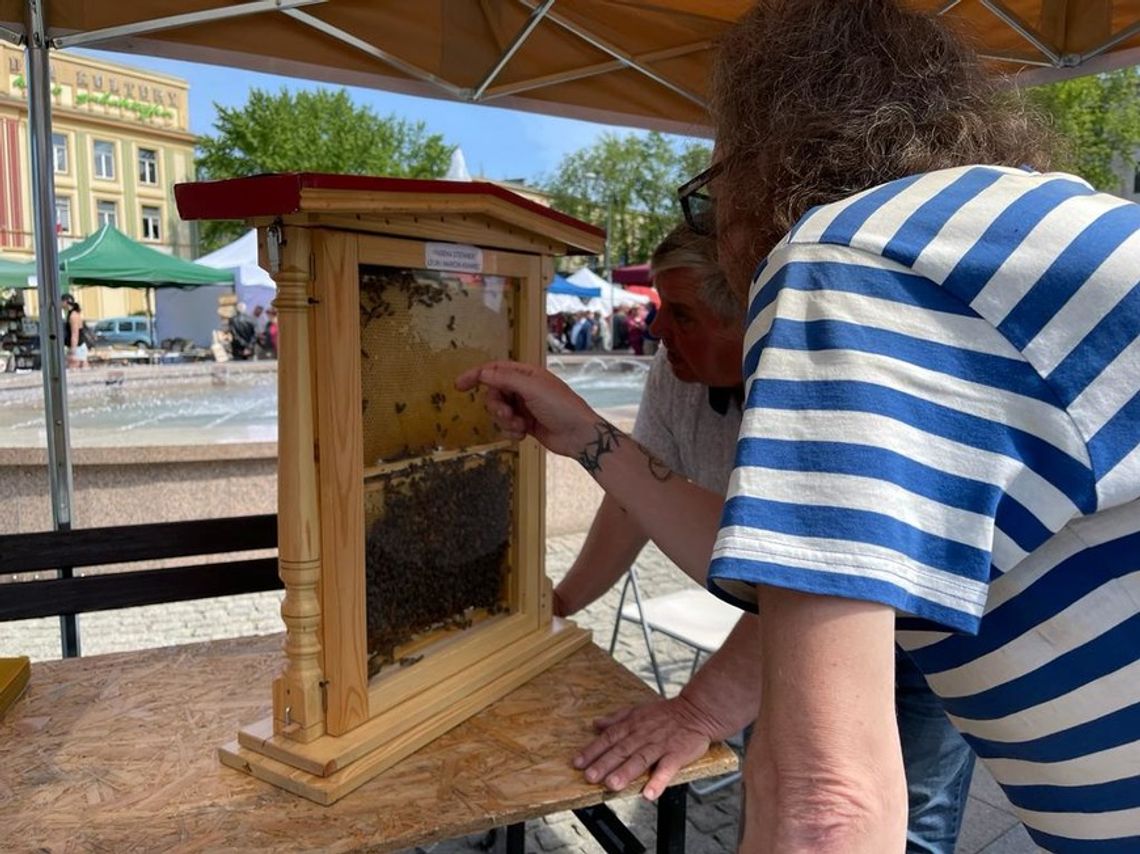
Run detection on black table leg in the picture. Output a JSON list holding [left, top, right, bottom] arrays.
[[505, 822, 525, 854], [655, 785, 687, 854]]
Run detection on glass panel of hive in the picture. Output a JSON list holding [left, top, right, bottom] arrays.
[[359, 265, 515, 462], [358, 265, 519, 678]]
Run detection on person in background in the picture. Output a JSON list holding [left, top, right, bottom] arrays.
[[228, 302, 257, 361], [592, 311, 609, 351], [264, 307, 279, 359], [627, 306, 646, 355], [60, 293, 88, 369], [641, 301, 659, 356], [555, 223, 975, 854], [612, 307, 630, 351], [570, 311, 593, 352], [252, 304, 269, 357]]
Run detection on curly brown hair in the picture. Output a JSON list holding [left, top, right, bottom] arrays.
[[711, 0, 1054, 292]]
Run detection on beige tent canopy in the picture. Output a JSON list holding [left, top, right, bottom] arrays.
[[0, 1, 1138, 137]]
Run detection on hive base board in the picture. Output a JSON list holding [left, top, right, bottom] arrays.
[[220, 619, 591, 804]]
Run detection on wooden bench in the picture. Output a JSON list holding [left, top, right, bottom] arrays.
[[0, 514, 280, 656]]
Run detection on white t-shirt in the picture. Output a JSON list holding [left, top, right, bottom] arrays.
[[631, 348, 742, 493]]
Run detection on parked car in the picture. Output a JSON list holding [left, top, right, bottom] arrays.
[[92, 316, 152, 348]]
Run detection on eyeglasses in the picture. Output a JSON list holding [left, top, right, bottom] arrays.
[[677, 161, 723, 236]]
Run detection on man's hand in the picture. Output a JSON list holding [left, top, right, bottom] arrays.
[[455, 361, 599, 457], [573, 695, 721, 801]]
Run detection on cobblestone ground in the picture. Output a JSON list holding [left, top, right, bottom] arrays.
[[0, 534, 1034, 854]]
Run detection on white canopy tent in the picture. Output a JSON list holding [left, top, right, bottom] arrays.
[[568, 268, 649, 316], [545, 292, 588, 315], [154, 230, 276, 347]]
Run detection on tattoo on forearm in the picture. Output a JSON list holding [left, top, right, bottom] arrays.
[[576, 421, 622, 476], [643, 447, 674, 482]]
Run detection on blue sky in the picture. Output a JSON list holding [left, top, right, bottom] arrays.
[[82, 48, 665, 185]]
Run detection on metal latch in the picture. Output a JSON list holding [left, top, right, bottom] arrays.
[[266, 223, 283, 274]]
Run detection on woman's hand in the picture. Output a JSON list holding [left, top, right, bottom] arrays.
[[573, 696, 721, 801], [455, 361, 601, 458]]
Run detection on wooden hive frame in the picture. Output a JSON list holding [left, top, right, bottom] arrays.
[[174, 176, 605, 804]]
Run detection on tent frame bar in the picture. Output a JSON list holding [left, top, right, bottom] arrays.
[[282, 7, 468, 99], [53, 0, 325, 49], [980, 0, 1064, 66], [1081, 20, 1140, 63], [516, 0, 706, 109], [481, 41, 711, 102], [472, 0, 557, 102], [0, 24, 23, 45], [978, 51, 1057, 69]]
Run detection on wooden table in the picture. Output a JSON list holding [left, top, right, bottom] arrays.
[[0, 634, 737, 853]]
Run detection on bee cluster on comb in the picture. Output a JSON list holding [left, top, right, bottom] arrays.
[[364, 451, 513, 676]]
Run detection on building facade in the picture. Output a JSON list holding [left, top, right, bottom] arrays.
[[0, 46, 197, 319]]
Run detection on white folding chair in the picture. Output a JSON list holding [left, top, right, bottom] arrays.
[[608, 568, 743, 695]]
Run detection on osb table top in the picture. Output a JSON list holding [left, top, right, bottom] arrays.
[[0, 634, 737, 853]]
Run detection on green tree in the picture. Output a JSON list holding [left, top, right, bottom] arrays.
[[1030, 67, 1140, 191], [543, 132, 712, 269], [195, 87, 453, 250]]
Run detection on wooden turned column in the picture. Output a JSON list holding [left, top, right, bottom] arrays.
[[271, 226, 326, 743]]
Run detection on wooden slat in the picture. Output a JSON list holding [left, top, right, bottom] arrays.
[[0, 558, 282, 621], [0, 515, 277, 575], [311, 228, 369, 737]]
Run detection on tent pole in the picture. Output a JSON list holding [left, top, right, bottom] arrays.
[[27, 0, 79, 657], [146, 287, 155, 349]]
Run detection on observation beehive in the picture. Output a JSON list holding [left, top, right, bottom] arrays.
[[175, 174, 603, 803]]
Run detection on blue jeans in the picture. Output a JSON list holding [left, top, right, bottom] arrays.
[[897, 646, 976, 854]]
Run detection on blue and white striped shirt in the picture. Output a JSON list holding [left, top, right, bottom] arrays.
[[708, 165, 1140, 851]]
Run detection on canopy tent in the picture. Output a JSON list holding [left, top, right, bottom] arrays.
[[625, 285, 661, 307], [20, 225, 234, 347], [22, 225, 235, 290], [546, 292, 589, 315], [548, 274, 599, 298], [2, 2, 1137, 138], [0, 255, 32, 288], [155, 229, 274, 348], [568, 267, 649, 311], [612, 263, 652, 286]]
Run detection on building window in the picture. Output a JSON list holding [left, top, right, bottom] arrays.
[[141, 205, 161, 241], [138, 148, 158, 185], [52, 133, 68, 174], [96, 200, 118, 229], [1133, 164, 1140, 195], [54, 196, 72, 234], [93, 139, 115, 180]]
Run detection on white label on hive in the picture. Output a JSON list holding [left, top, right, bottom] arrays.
[[425, 242, 483, 274], [483, 275, 506, 313]]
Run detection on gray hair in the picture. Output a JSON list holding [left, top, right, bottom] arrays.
[[650, 223, 741, 322]]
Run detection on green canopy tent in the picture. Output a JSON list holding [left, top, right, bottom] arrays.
[[20, 225, 235, 347], [0, 255, 34, 289]]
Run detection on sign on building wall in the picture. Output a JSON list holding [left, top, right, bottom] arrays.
[[0, 45, 189, 132]]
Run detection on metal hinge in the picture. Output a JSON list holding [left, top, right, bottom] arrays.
[[266, 221, 283, 273]]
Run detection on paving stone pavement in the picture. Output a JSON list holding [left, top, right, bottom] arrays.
[[0, 532, 1037, 853]]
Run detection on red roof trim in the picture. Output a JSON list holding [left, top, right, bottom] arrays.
[[174, 173, 605, 240]]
